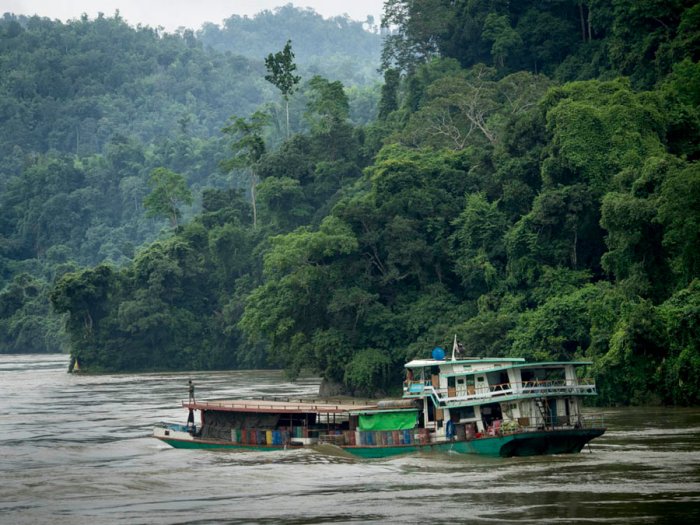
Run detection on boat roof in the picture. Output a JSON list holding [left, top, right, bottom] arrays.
[[184, 399, 377, 414], [405, 357, 526, 368], [348, 407, 419, 416], [405, 358, 592, 371], [440, 360, 594, 377]]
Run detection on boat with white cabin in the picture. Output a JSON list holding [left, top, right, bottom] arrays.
[[154, 339, 605, 458]]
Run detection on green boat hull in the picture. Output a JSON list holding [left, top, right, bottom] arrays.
[[158, 428, 604, 458], [157, 437, 301, 451], [443, 428, 606, 457], [340, 445, 423, 458], [341, 428, 604, 458]]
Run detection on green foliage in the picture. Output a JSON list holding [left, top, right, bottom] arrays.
[[143, 168, 193, 228], [4, 1, 696, 409], [220, 111, 270, 228], [265, 40, 302, 100], [657, 281, 700, 405], [541, 78, 666, 188], [48, 193, 256, 370], [658, 162, 700, 286], [198, 5, 382, 87], [482, 13, 523, 70], [606, 0, 700, 87], [238, 216, 360, 376], [344, 348, 393, 395], [305, 76, 350, 134], [395, 64, 551, 150], [510, 284, 602, 362], [381, 0, 452, 72], [265, 40, 301, 138], [451, 193, 507, 295], [379, 0, 697, 86], [378, 69, 401, 120], [0, 273, 65, 353], [0, 13, 267, 165], [221, 112, 269, 170]]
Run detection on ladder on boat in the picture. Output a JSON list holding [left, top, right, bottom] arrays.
[[535, 398, 550, 430]]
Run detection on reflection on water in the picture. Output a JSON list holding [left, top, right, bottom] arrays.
[[1, 354, 699, 524]]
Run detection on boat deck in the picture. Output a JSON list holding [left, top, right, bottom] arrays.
[[184, 398, 377, 414]]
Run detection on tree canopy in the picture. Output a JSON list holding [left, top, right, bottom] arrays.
[[3, 3, 700, 406]]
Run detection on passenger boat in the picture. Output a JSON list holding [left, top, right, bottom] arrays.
[[153, 341, 605, 458]]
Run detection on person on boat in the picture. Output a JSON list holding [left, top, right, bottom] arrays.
[[188, 379, 195, 403], [446, 418, 456, 441]]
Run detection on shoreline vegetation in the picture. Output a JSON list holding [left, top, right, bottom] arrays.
[[1, 2, 699, 406]]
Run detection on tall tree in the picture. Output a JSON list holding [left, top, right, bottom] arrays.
[[265, 40, 302, 139], [221, 111, 269, 228], [378, 68, 401, 119], [143, 167, 193, 229]]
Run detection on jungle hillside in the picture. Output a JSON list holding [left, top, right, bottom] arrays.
[[2, 1, 700, 406]]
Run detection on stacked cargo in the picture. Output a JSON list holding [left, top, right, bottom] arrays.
[[230, 428, 291, 446], [356, 429, 416, 446]]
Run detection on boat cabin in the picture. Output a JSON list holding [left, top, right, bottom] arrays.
[[403, 355, 597, 440]]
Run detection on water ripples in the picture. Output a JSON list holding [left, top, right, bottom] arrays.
[[1, 354, 699, 524]]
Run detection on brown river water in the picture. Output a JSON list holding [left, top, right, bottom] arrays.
[[1, 354, 699, 524]]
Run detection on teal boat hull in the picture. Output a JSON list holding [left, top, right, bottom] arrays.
[[157, 436, 302, 451], [341, 428, 604, 458], [441, 428, 606, 457], [158, 428, 605, 458], [340, 445, 423, 458]]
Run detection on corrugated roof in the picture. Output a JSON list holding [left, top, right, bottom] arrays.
[[184, 399, 376, 414], [405, 357, 526, 368]]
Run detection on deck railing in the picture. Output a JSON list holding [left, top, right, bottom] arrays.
[[494, 413, 606, 435], [404, 378, 597, 403], [183, 395, 374, 413]]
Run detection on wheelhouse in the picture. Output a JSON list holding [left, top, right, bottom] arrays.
[[403, 357, 597, 438]]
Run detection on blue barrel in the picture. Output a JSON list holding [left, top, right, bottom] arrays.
[[432, 346, 445, 360]]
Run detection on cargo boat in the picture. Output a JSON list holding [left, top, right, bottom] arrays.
[[154, 343, 605, 458]]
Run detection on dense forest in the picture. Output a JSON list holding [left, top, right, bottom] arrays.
[[0, 6, 380, 352], [3, 1, 699, 406], [197, 4, 381, 87]]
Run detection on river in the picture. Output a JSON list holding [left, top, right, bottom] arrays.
[[1, 354, 699, 524]]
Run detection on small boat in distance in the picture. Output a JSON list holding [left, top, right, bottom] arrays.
[[154, 342, 605, 458]]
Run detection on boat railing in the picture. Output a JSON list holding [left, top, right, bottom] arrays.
[[404, 379, 596, 403], [183, 397, 373, 414], [488, 413, 606, 436], [516, 379, 597, 396]]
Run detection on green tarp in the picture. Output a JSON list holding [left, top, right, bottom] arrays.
[[358, 410, 418, 431]]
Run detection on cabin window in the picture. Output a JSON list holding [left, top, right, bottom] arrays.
[[481, 403, 503, 427], [450, 406, 476, 421], [465, 376, 477, 395], [447, 376, 457, 397]]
